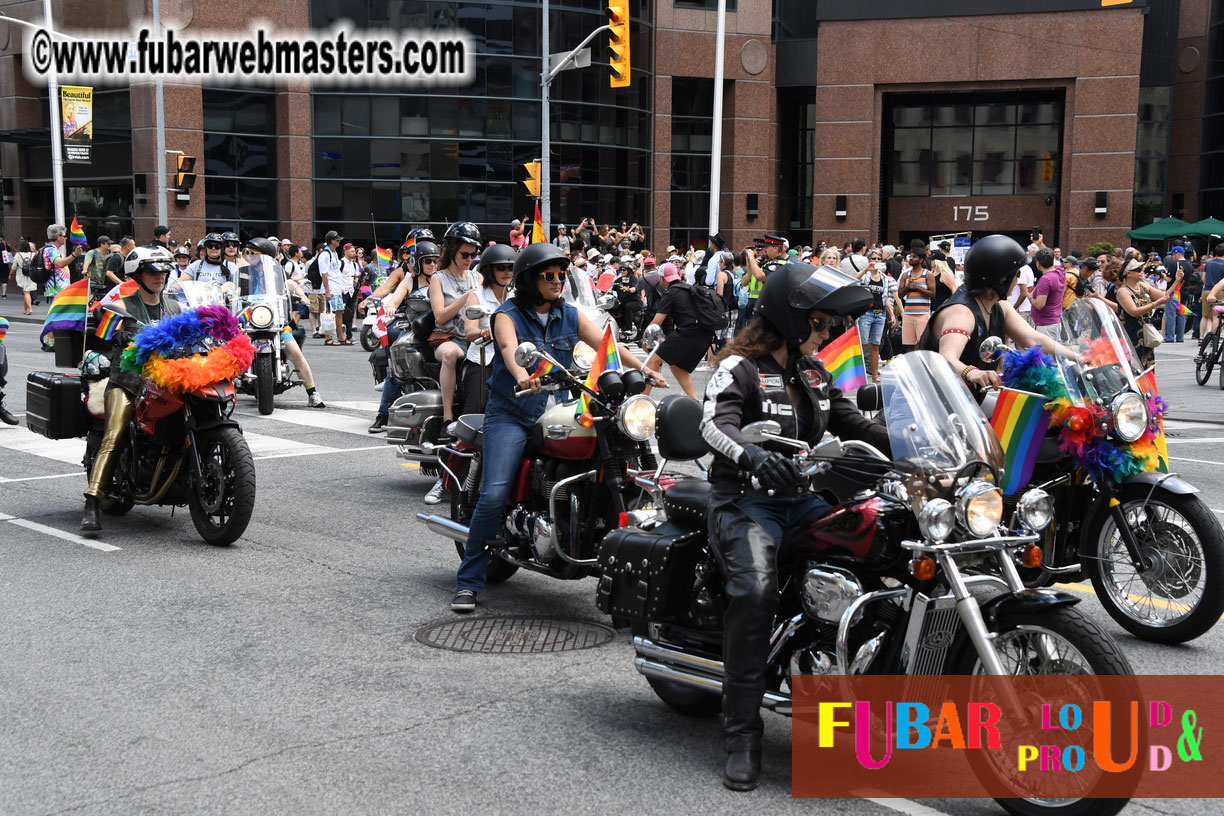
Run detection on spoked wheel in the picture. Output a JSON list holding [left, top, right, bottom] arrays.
[[254, 355, 275, 415], [1194, 332, 1218, 385], [1086, 485, 1224, 643], [953, 607, 1133, 816], [188, 427, 256, 546], [447, 455, 517, 584]]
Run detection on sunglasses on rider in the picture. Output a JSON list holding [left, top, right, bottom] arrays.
[[491, 263, 514, 272], [809, 316, 831, 332], [458, 250, 477, 260], [538, 269, 568, 282], [203, 241, 222, 250], [225, 241, 241, 247]]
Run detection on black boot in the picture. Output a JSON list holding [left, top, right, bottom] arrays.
[[368, 414, 388, 433], [0, 395, 16, 425], [723, 748, 761, 791], [80, 496, 101, 533]]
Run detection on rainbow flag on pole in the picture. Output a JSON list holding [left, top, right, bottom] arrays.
[[402, 236, 416, 254], [576, 324, 621, 417], [814, 328, 867, 392], [529, 357, 557, 380], [990, 388, 1053, 495], [375, 246, 392, 270], [69, 215, 87, 246], [1136, 367, 1170, 473], [94, 310, 120, 340], [1169, 281, 1193, 317], [39, 278, 90, 341]]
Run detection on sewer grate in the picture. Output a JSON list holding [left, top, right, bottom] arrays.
[[414, 615, 616, 654]]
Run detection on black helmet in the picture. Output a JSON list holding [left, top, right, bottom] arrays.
[[512, 243, 569, 308], [221, 231, 239, 244], [408, 227, 436, 242], [415, 239, 440, 262], [202, 232, 223, 249], [964, 234, 1028, 299], [756, 261, 870, 347], [478, 243, 517, 285], [244, 237, 278, 257], [443, 222, 481, 254]]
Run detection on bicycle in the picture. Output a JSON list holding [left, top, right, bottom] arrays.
[[1193, 303, 1224, 388]]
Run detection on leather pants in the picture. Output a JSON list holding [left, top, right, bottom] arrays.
[[85, 387, 135, 500]]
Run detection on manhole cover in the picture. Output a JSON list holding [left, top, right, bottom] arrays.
[[414, 616, 615, 654]]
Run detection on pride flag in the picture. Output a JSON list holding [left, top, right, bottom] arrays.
[[576, 324, 621, 417], [402, 237, 416, 254], [532, 202, 545, 245], [990, 388, 1053, 496], [1136, 367, 1170, 473], [0, 316, 8, 344], [376, 246, 392, 270], [814, 328, 867, 392], [94, 309, 120, 340], [69, 215, 87, 246], [1169, 281, 1193, 317], [530, 357, 557, 380], [39, 278, 90, 341]]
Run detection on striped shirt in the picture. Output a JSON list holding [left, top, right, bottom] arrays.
[[899, 267, 932, 315]]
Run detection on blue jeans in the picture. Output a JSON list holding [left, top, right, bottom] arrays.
[[455, 407, 531, 592], [857, 309, 886, 347], [1164, 301, 1185, 342], [733, 492, 833, 549], [377, 323, 404, 417]]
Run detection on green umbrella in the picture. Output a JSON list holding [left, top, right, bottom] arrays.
[[1183, 217, 1224, 238], [1126, 216, 1190, 241]]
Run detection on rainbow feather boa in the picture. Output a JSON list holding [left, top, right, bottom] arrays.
[[120, 305, 254, 394], [999, 345, 1165, 483]]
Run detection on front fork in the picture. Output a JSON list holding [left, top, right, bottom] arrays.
[[1099, 484, 1157, 572]]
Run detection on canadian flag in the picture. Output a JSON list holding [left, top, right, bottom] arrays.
[[373, 306, 389, 347], [95, 279, 138, 310]]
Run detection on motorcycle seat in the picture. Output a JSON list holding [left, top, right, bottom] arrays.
[[455, 414, 484, 448], [663, 479, 711, 529]]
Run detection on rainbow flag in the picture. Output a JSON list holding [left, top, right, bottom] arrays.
[[39, 278, 90, 341], [94, 309, 120, 340], [1136, 367, 1169, 473], [814, 328, 867, 392], [0, 316, 8, 344], [402, 237, 416, 254], [1169, 281, 1193, 317], [69, 215, 87, 246], [376, 246, 392, 270], [532, 202, 545, 245], [990, 388, 1053, 496], [576, 324, 621, 416], [529, 357, 557, 380]]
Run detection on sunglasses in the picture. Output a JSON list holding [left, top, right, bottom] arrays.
[[538, 269, 568, 282], [225, 241, 240, 247], [458, 251, 476, 259], [809, 316, 831, 332], [491, 263, 514, 272]]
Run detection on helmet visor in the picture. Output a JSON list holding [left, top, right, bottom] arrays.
[[786, 264, 860, 311]]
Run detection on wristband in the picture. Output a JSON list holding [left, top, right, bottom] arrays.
[[940, 328, 971, 340], [960, 365, 978, 382]]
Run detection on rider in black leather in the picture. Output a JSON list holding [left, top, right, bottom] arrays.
[[700, 261, 889, 791]]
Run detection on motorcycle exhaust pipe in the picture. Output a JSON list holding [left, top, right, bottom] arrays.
[[416, 512, 468, 542], [633, 657, 791, 713], [634, 635, 725, 676]]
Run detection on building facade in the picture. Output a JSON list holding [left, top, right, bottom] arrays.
[[0, 0, 1215, 256]]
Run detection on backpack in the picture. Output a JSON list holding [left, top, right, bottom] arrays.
[[28, 247, 54, 286], [734, 276, 749, 309], [305, 254, 322, 289], [688, 282, 729, 332]]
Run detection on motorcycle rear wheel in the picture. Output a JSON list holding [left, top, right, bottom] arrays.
[[360, 324, 378, 352], [188, 427, 256, 546], [254, 355, 275, 415], [448, 456, 518, 584], [1086, 484, 1224, 643], [632, 624, 721, 717]]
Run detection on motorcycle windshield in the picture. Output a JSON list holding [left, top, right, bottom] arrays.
[[880, 351, 1004, 497], [176, 281, 228, 309], [1057, 298, 1144, 406], [564, 268, 600, 310], [237, 257, 288, 324]]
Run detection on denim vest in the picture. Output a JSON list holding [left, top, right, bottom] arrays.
[[486, 299, 580, 424]]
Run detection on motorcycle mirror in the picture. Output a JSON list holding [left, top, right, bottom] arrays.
[[463, 304, 493, 320], [856, 383, 883, 412], [979, 335, 1014, 362], [640, 324, 663, 352], [598, 293, 617, 312], [740, 420, 783, 445], [514, 342, 541, 369]]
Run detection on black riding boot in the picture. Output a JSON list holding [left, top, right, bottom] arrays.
[[81, 496, 101, 532], [0, 394, 16, 425]]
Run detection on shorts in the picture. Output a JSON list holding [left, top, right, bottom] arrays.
[[1018, 310, 1034, 328], [1034, 323, 1061, 340], [658, 327, 711, 372], [857, 309, 886, 346], [329, 294, 346, 312], [901, 312, 930, 346], [309, 293, 325, 314]]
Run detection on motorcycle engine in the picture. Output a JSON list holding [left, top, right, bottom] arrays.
[[504, 507, 555, 562], [800, 565, 863, 625]]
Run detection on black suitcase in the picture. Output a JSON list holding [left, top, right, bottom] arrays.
[[26, 371, 86, 439], [596, 521, 704, 625]]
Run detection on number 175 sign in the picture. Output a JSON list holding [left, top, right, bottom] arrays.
[[953, 205, 989, 222]]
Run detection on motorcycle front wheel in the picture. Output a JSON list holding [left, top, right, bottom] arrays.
[[254, 355, 275, 415], [188, 427, 256, 546], [1086, 484, 1224, 643], [952, 606, 1133, 816]]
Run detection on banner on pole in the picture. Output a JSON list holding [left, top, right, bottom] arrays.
[[60, 85, 93, 164]]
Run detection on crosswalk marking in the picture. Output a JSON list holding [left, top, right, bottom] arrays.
[[0, 431, 85, 466], [242, 430, 333, 458], [250, 409, 375, 437]]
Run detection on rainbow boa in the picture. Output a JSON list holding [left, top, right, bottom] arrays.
[[120, 305, 254, 394], [1000, 345, 1166, 483]]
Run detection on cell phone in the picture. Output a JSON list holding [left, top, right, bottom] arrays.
[[874, 262, 886, 272], [1032, 227, 1042, 242]]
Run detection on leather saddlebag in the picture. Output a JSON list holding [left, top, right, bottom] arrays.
[[596, 522, 703, 625]]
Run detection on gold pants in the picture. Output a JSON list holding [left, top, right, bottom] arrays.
[[85, 387, 136, 500]]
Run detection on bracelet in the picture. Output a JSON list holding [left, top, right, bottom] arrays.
[[940, 328, 971, 340], [960, 365, 978, 382]]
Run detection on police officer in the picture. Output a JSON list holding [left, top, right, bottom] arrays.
[[738, 235, 787, 330], [700, 261, 890, 791]]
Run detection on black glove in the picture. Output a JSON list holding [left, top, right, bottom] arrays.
[[112, 329, 134, 348], [740, 444, 801, 493]]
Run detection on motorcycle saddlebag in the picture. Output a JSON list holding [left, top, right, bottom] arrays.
[[596, 522, 703, 625], [25, 371, 86, 439]]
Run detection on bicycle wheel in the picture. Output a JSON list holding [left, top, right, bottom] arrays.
[[1195, 331, 1218, 385]]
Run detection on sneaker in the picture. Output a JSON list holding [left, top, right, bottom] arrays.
[[312, 331, 324, 338], [368, 414, 388, 433], [307, 391, 326, 408], [451, 589, 477, 613], [374, 379, 385, 391], [424, 477, 446, 505]]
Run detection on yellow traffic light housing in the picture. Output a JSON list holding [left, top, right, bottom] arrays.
[[606, 2, 630, 88], [175, 155, 197, 192], [523, 160, 542, 198]]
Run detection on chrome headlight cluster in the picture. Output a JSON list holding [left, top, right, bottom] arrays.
[[1111, 392, 1147, 442], [571, 341, 595, 375], [249, 304, 275, 330], [957, 481, 1003, 537], [1015, 488, 1054, 532], [918, 499, 955, 542], [617, 395, 657, 441]]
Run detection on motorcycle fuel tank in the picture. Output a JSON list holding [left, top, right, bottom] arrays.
[[533, 400, 597, 460], [794, 496, 909, 565]]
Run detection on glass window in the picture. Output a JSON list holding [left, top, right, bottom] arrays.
[[975, 103, 1015, 126], [342, 96, 369, 136], [973, 161, 1014, 196], [402, 182, 430, 222], [974, 127, 1014, 163], [893, 128, 930, 163], [933, 104, 973, 127], [314, 96, 342, 136], [893, 106, 931, 128], [371, 97, 399, 137], [891, 163, 927, 196], [932, 129, 972, 163], [1019, 102, 1059, 124]]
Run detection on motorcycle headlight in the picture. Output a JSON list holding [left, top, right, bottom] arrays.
[[918, 499, 956, 542], [1016, 488, 1054, 532], [957, 481, 1003, 538], [1111, 392, 1147, 443], [249, 304, 275, 330], [572, 341, 595, 374], [617, 394, 657, 441]]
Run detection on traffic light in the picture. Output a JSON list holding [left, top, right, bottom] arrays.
[[523, 160, 541, 198], [175, 155, 196, 193], [606, 2, 630, 88]]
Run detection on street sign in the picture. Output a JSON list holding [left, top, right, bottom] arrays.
[[550, 47, 591, 73]]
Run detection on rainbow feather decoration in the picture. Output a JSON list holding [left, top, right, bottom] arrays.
[[120, 305, 253, 394], [0, 317, 8, 344]]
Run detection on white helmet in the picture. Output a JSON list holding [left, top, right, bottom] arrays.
[[124, 245, 175, 280]]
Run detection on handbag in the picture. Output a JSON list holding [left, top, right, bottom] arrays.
[[1139, 322, 1163, 349], [427, 330, 452, 349]]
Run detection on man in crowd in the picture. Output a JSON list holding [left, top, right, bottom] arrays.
[[1028, 247, 1065, 340], [1200, 243, 1224, 340], [152, 224, 171, 249], [318, 230, 345, 341], [553, 224, 571, 254], [104, 236, 134, 287], [83, 236, 113, 298], [839, 237, 869, 277], [1162, 245, 1194, 342], [1009, 244, 1038, 325]]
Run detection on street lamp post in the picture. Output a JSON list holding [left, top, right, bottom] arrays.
[[707, 0, 727, 238], [41, 0, 66, 226]]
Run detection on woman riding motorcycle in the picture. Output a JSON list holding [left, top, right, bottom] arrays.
[[700, 261, 890, 791], [460, 243, 516, 415], [450, 243, 666, 613], [81, 247, 183, 532], [431, 223, 484, 426]]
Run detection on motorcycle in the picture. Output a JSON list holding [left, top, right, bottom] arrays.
[[597, 351, 1131, 816], [359, 296, 383, 352], [231, 258, 301, 415], [982, 297, 1224, 643], [415, 336, 664, 585], [77, 282, 256, 545]]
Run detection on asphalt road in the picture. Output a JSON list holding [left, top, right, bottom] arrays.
[[1, 311, 1222, 815]]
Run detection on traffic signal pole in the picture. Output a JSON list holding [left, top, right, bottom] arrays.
[[708, 0, 727, 237]]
